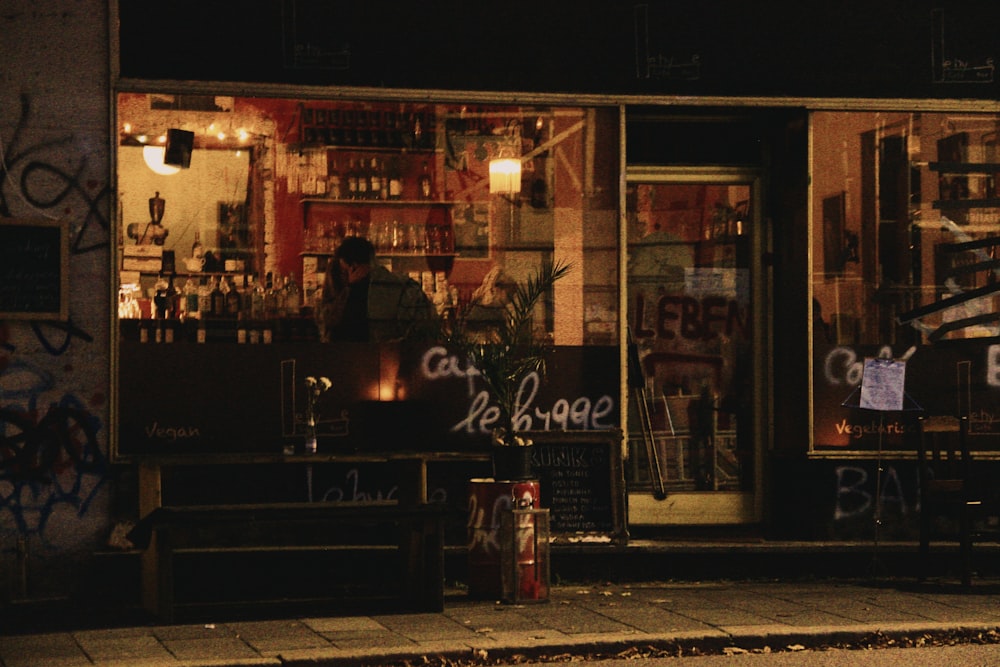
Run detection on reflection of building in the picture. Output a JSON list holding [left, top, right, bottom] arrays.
[[12, 0, 1000, 612]]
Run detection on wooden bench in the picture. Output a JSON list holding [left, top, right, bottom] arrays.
[[128, 499, 446, 623]]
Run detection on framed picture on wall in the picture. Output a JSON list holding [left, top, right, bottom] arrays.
[[822, 192, 846, 275]]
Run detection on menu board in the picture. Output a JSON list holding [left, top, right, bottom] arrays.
[[527, 429, 627, 544], [0, 218, 68, 319]]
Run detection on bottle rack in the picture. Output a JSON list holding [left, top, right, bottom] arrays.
[[298, 103, 436, 152], [303, 199, 454, 253]]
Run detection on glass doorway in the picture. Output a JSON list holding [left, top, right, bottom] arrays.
[[625, 168, 765, 525]]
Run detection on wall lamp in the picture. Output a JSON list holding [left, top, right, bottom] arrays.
[[489, 157, 521, 195]]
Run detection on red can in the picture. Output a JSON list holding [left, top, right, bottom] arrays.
[[466, 478, 539, 599], [500, 507, 550, 602]]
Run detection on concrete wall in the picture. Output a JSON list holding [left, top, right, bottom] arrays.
[[0, 0, 112, 600]]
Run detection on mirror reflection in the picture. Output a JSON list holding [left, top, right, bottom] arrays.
[[119, 146, 252, 272]]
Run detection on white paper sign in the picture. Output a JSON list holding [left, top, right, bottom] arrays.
[[859, 358, 906, 411]]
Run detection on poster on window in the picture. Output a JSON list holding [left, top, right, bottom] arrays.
[[859, 358, 906, 412]]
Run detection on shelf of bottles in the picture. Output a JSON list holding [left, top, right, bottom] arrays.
[[303, 148, 456, 259], [303, 211, 454, 258], [119, 270, 316, 344], [298, 104, 436, 152]]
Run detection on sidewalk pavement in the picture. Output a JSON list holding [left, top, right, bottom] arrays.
[[4, 577, 1000, 666]]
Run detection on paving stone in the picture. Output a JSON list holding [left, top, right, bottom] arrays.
[[301, 616, 387, 633], [509, 604, 634, 634], [161, 636, 261, 661], [372, 613, 475, 640], [73, 634, 173, 661], [0, 633, 92, 667]]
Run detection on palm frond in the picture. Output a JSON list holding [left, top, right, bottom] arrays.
[[447, 260, 572, 442], [503, 259, 572, 344]]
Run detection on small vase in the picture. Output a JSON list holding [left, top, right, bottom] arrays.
[[304, 433, 317, 454]]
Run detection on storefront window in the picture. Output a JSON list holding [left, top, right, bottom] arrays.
[[811, 110, 1000, 452], [113, 93, 621, 457]]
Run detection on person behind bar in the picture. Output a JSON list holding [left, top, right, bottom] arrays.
[[319, 235, 436, 342]]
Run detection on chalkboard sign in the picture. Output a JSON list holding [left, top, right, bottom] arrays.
[[527, 429, 627, 544], [0, 218, 68, 320]]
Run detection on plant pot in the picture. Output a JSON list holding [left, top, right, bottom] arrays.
[[492, 445, 535, 481]]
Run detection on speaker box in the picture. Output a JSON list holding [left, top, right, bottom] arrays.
[[164, 129, 194, 168]]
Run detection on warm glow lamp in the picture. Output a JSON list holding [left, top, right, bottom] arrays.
[[142, 145, 180, 176], [489, 158, 521, 194]]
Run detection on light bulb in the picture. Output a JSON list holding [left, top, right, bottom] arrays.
[[142, 145, 180, 176]]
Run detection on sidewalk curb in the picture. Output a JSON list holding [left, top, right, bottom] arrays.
[[275, 622, 1000, 666]]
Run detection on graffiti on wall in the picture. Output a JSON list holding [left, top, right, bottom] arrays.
[[0, 94, 110, 542], [833, 464, 912, 522], [0, 95, 111, 253]]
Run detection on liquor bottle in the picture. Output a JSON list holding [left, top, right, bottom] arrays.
[[236, 316, 247, 344], [326, 109, 342, 146], [418, 160, 433, 200], [284, 273, 301, 317], [264, 272, 280, 319], [345, 158, 359, 200], [251, 273, 266, 320], [176, 278, 189, 320], [383, 110, 400, 147], [355, 109, 369, 147], [210, 276, 226, 317], [327, 158, 341, 199], [240, 274, 255, 315], [412, 113, 423, 149], [340, 108, 355, 146], [440, 224, 454, 254], [390, 219, 402, 251], [368, 109, 382, 147], [423, 109, 436, 150], [387, 157, 403, 200], [378, 158, 389, 200], [183, 278, 199, 319], [153, 275, 170, 319], [368, 157, 382, 200], [356, 157, 369, 200], [225, 275, 241, 317], [428, 223, 442, 254], [197, 277, 211, 315]]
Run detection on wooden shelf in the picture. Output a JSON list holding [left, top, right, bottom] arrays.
[[933, 198, 1000, 210], [929, 162, 1000, 174], [302, 198, 450, 207], [301, 251, 457, 259]]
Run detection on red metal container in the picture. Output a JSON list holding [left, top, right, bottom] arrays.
[[500, 507, 550, 603], [466, 478, 540, 599]]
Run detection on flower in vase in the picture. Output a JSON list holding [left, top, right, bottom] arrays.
[[304, 375, 332, 447]]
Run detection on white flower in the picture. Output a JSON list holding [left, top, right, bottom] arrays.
[[304, 375, 333, 436]]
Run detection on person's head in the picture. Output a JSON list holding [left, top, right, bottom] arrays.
[[333, 236, 375, 284]]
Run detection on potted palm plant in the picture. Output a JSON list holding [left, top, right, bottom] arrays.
[[446, 259, 572, 480]]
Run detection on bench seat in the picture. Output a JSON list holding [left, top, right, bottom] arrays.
[[128, 500, 446, 622]]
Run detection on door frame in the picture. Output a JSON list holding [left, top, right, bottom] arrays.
[[622, 166, 770, 525]]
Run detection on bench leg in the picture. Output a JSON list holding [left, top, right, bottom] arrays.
[[398, 515, 444, 612]]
